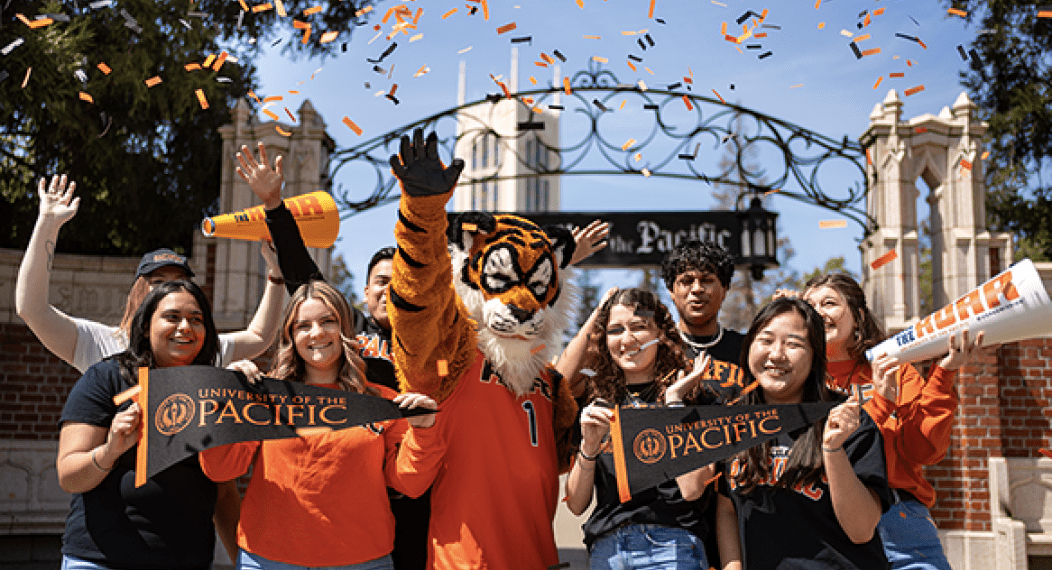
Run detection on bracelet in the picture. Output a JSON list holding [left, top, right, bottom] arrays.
[[578, 447, 601, 462], [267, 274, 285, 285], [822, 445, 843, 454], [91, 448, 114, 471]]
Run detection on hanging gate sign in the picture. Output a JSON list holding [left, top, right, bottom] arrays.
[[609, 402, 836, 501], [122, 365, 432, 487]]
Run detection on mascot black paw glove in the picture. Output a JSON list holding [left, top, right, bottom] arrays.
[[389, 127, 465, 197]]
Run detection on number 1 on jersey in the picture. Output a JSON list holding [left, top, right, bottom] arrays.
[[522, 401, 538, 447]]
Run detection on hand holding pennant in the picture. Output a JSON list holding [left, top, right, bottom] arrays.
[[116, 366, 435, 487], [608, 401, 837, 502]]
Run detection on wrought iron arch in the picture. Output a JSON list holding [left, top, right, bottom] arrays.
[[329, 60, 874, 233]]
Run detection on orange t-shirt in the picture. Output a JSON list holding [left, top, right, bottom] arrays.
[[826, 360, 957, 506], [199, 384, 443, 567]]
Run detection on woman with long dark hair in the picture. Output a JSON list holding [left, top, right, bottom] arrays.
[[200, 280, 441, 570], [716, 297, 891, 570], [565, 287, 716, 569], [57, 280, 225, 570]]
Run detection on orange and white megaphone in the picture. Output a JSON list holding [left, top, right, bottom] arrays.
[[866, 259, 1052, 364], [201, 191, 340, 249]]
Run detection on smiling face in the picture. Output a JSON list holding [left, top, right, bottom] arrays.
[[364, 259, 393, 330], [148, 290, 206, 368], [292, 297, 344, 382], [605, 304, 662, 385], [748, 310, 815, 405], [670, 268, 728, 336], [803, 285, 857, 361]]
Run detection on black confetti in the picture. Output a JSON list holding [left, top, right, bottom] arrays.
[[957, 45, 968, 60], [736, 11, 755, 24], [510, 36, 532, 44], [548, 104, 564, 110], [746, 44, 762, 49], [628, 54, 642, 62], [592, 99, 609, 112], [386, 94, 400, 105], [645, 33, 655, 47], [553, 49, 566, 62], [895, 32, 918, 42], [850, 42, 863, 59], [655, 18, 666, 24], [643, 104, 658, 110], [758, 51, 773, 59], [761, 23, 781, 29], [909, 15, 920, 26], [637, 38, 646, 50], [667, 82, 681, 90], [368, 42, 397, 63]]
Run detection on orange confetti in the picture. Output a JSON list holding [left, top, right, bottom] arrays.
[[575, 0, 584, 7], [563, 76, 572, 95], [319, 30, 339, 43], [284, 107, 297, 122], [720, 22, 727, 35], [903, 85, 925, 97], [622, 138, 636, 151], [592, 56, 608, 63], [301, 28, 311, 44], [262, 108, 281, 121], [262, 95, 283, 103], [97, 62, 112, 75], [540, 52, 555, 64], [861, 47, 881, 57], [252, 2, 273, 12], [184, 63, 202, 71], [534, 61, 549, 68], [813, 0, 821, 8], [303, 5, 322, 16], [21, 67, 31, 89], [442, 7, 457, 18], [145, 76, 163, 87], [1039, 10, 1052, 18], [711, 88, 725, 103], [530, 344, 547, 355], [496, 22, 517, 34], [14, 13, 31, 25], [870, 249, 898, 270], [853, 33, 871, 43], [481, 0, 489, 20], [212, 51, 229, 71], [275, 0, 286, 16], [79, 92, 94, 103], [626, 60, 637, 72], [754, 32, 767, 38], [872, 76, 884, 89], [947, 8, 967, 17], [238, 0, 249, 11], [863, 13, 871, 27], [342, 117, 363, 135], [275, 126, 292, 137], [889, 72, 905, 78], [583, 34, 601, 40], [437, 360, 449, 377], [195, 89, 209, 110], [528, 76, 537, 85], [30, 17, 54, 28], [819, 220, 848, 229], [682, 94, 693, 111], [112, 385, 142, 406], [462, 223, 478, 232], [293, 19, 310, 29], [874, 7, 885, 16], [917, 39, 927, 49], [960, 159, 972, 171], [202, 54, 216, 68], [1039, 448, 1052, 459], [288, 89, 300, 94], [818, 22, 825, 29], [981, 150, 991, 160], [648, 0, 655, 19]]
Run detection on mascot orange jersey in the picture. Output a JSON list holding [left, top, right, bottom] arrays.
[[387, 130, 578, 570]]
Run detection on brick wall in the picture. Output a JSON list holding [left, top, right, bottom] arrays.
[[0, 323, 80, 442], [928, 338, 1052, 532]]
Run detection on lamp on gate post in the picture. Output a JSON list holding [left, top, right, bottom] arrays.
[[736, 192, 779, 281]]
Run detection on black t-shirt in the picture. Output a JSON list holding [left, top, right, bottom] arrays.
[[720, 411, 891, 570], [581, 390, 710, 550], [59, 360, 217, 570], [680, 327, 746, 404]]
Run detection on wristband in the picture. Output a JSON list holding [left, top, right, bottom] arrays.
[[268, 274, 285, 285], [91, 448, 114, 471], [821, 445, 843, 454], [578, 447, 601, 462]]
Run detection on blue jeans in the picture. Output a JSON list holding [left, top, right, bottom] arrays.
[[589, 524, 708, 570], [238, 549, 394, 570], [878, 499, 952, 570]]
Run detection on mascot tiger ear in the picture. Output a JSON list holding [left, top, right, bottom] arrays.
[[543, 225, 576, 269], [447, 212, 498, 251]]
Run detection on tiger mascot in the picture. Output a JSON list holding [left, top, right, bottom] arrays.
[[388, 129, 579, 570]]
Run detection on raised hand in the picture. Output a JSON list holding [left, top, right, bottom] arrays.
[[569, 220, 611, 266], [388, 128, 464, 197], [579, 402, 614, 456], [665, 353, 712, 405], [37, 174, 80, 226], [237, 141, 284, 209], [823, 392, 861, 452], [228, 359, 264, 385]]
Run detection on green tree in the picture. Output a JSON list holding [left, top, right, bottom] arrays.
[[944, 0, 1052, 260], [330, 253, 358, 307], [0, 0, 377, 255], [799, 256, 856, 286]]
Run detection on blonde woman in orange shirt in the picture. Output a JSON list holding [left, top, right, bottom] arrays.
[[200, 280, 442, 570]]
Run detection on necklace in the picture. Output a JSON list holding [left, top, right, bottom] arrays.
[[625, 381, 659, 407], [679, 324, 724, 351]]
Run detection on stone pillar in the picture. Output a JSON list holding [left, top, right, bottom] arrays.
[[199, 98, 335, 331]]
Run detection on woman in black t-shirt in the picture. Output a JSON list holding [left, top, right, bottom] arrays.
[[57, 280, 227, 570], [564, 288, 717, 570], [716, 297, 891, 570]]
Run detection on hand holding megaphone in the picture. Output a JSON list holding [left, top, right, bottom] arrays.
[[869, 329, 988, 401]]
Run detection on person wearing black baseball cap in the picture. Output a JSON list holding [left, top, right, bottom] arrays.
[[15, 174, 287, 374]]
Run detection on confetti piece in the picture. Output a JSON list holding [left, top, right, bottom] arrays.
[[97, 62, 112, 75], [711, 1, 726, 6], [644, 67, 654, 75], [413, 65, 429, 77], [960, 159, 972, 171], [342, 116, 362, 135], [213, 51, 229, 71], [721, 21, 728, 35], [648, 0, 656, 18], [790, 83, 803, 89], [957, 45, 968, 60], [889, 72, 905, 78], [626, 60, 637, 71], [853, 34, 871, 43], [530, 344, 547, 355], [185, 63, 202, 71], [575, 0, 584, 7], [981, 150, 990, 160], [622, 138, 636, 151], [497, 22, 517, 34], [872, 76, 884, 89], [1039, 10, 1052, 18], [252, 2, 273, 12], [758, 51, 773, 59], [592, 56, 608, 63], [682, 94, 693, 110], [458, 46, 473, 53], [2, 38, 25, 56], [947, 8, 967, 17], [819, 220, 848, 229], [21, 67, 31, 89], [296, 427, 332, 437], [641, 168, 651, 178], [27, 17, 55, 29], [112, 385, 142, 405], [870, 249, 897, 270], [320, 30, 339, 43], [553, 49, 567, 62], [814, 0, 821, 8], [711, 88, 725, 103], [818, 22, 825, 29], [593, 99, 609, 112], [262, 95, 283, 103], [563, 76, 572, 95], [540, 52, 556, 64], [638, 80, 648, 91], [437, 360, 449, 376], [275, 126, 291, 136], [840, 29, 854, 38], [1039, 448, 1052, 459], [301, 28, 312, 44], [195, 89, 209, 109], [262, 108, 281, 121], [583, 34, 601, 40], [755, 32, 767, 38], [303, 4, 322, 16], [238, 0, 249, 11], [284, 107, 297, 122], [79, 92, 94, 103], [408, 33, 423, 42], [580, 368, 597, 377], [903, 85, 925, 96], [528, 76, 537, 85], [203, 54, 216, 68], [874, 8, 885, 16], [850, 42, 863, 59], [145, 76, 162, 87], [442, 7, 457, 18], [481, 0, 489, 20], [861, 47, 881, 57]]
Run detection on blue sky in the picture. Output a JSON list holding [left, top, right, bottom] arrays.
[[245, 0, 979, 295]]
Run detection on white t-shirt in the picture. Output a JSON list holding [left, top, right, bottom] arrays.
[[71, 317, 235, 373]]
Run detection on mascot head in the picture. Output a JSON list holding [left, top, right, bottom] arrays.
[[448, 212, 577, 396]]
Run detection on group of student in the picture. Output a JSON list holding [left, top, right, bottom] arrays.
[[16, 140, 986, 570]]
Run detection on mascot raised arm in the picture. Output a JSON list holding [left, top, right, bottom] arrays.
[[388, 128, 579, 570]]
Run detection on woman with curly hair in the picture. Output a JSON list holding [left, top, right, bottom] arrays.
[[564, 287, 716, 570], [716, 297, 891, 570], [802, 273, 985, 570], [200, 280, 442, 570]]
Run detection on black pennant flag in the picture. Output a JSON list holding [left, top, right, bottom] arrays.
[[609, 402, 837, 502], [131, 366, 431, 487]]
